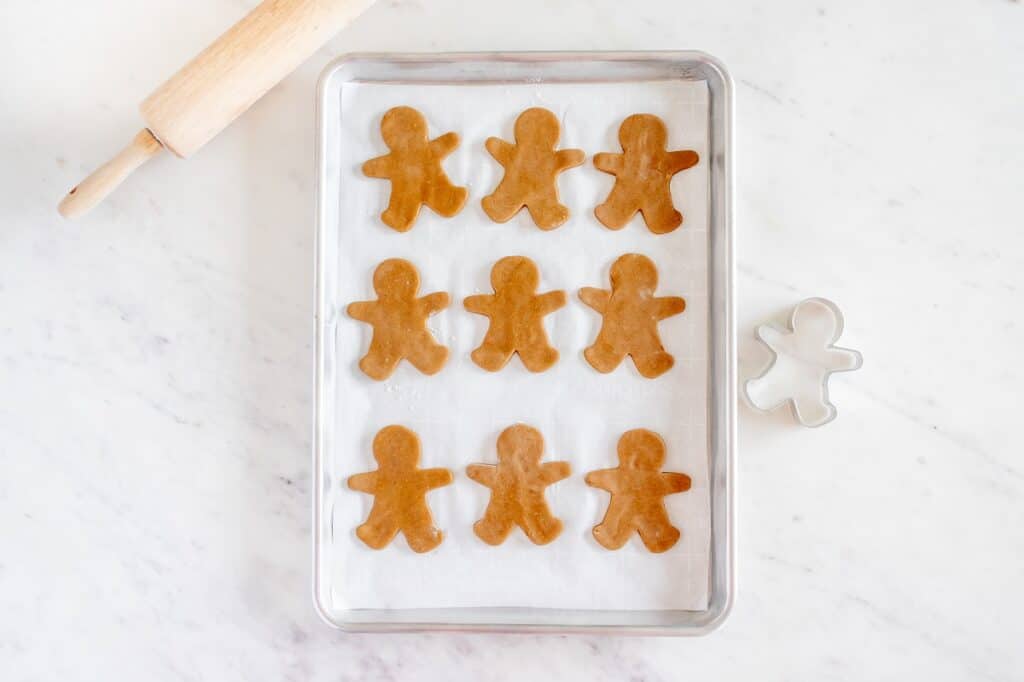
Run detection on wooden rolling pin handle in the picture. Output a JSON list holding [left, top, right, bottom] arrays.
[[58, 129, 164, 219]]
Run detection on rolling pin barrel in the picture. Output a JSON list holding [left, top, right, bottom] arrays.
[[59, 0, 377, 218]]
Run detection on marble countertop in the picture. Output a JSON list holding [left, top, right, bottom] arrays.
[[2, 0, 1021, 679]]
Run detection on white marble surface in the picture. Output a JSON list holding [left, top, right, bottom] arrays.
[[1, 0, 1022, 679]]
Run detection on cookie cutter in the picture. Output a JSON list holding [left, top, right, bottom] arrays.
[[744, 297, 862, 427]]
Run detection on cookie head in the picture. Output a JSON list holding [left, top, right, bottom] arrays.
[[514, 108, 561, 149], [791, 298, 844, 345], [373, 258, 420, 299], [619, 114, 667, 153], [373, 425, 421, 469], [617, 429, 666, 470], [490, 256, 539, 293], [610, 253, 658, 291], [380, 106, 428, 149], [496, 424, 545, 466]]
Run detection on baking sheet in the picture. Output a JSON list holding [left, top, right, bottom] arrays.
[[322, 79, 711, 611]]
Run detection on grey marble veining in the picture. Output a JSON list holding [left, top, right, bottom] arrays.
[[1, 0, 1022, 680]]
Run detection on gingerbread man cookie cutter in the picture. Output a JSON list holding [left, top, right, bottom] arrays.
[[744, 297, 863, 427]]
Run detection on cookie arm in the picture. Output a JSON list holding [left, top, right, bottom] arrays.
[[466, 464, 497, 489], [484, 137, 515, 167], [362, 155, 392, 178], [666, 149, 700, 173], [825, 347, 863, 372], [593, 152, 624, 175], [429, 132, 461, 158], [584, 468, 618, 493], [347, 471, 378, 494], [660, 472, 692, 494], [537, 290, 567, 314], [541, 461, 572, 485], [463, 294, 495, 316], [418, 292, 450, 315], [421, 467, 454, 490], [555, 148, 586, 171], [757, 325, 787, 349], [578, 287, 611, 314], [346, 300, 378, 323], [653, 296, 687, 320]]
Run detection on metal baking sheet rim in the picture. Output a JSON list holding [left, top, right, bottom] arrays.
[[312, 51, 735, 636]]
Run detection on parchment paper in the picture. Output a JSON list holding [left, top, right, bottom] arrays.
[[323, 79, 710, 611]]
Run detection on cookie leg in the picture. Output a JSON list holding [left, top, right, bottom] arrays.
[[473, 507, 515, 546], [356, 515, 400, 550], [427, 182, 468, 218], [359, 348, 402, 381], [584, 341, 624, 374], [471, 341, 513, 372], [526, 197, 570, 231], [639, 196, 683, 235], [406, 337, 449, 376], [381, 191, 422, 232], [403, 525, 444, 553], [635, 511, 681, 553], [744, 373, 794, 412], [792, 392, 835, 427], [517, 342, 559, 373], [631, 350, 675, 379], [399, 502, 445, 553], [592, 503, 633, 550], [519, 509, 563, 545], [481, 187, 523, 223], [594, 191, 637, 230]]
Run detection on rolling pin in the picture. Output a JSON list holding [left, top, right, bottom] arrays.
[[58, 0, 378, 219]]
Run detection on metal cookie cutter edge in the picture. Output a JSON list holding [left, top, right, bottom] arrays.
[[743, 297, 864, 428]]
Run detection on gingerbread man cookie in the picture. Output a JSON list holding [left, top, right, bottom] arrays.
[[585, 429, 691, 553], [362, 106, 468, 232], [466, 424, 571, 546], [481, 107, 585, 230], [348, 425, 453, 553], [347, 258, 450, 380], [579, 254, 686, 379], [593, 114, 699, 234], [464, 256, 566, 372]]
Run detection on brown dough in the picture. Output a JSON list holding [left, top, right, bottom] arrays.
[[348, 425, 453, 553], [585, 429, 691, 553], [362, 106, 468, 232], [347, 258, 450, 380], [579, 254, 686, 379], [481, 107, 585, 230], [466, 424, 571, 545], [593, 113, 699, 234], [464, 256, 566, 372]]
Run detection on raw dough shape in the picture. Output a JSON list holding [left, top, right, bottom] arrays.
[[464, 256, 566, 372], [744, 297, 863, 427], [585, 429, 691, 553], [347, 258, 450, 380], [481, 107, 585, 230], [347, 425, 454, 553], [362, 106, 468, 232], [466, 424, 572, 546], [593, 113, 699, 234], [579, 253, 686, 379]]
